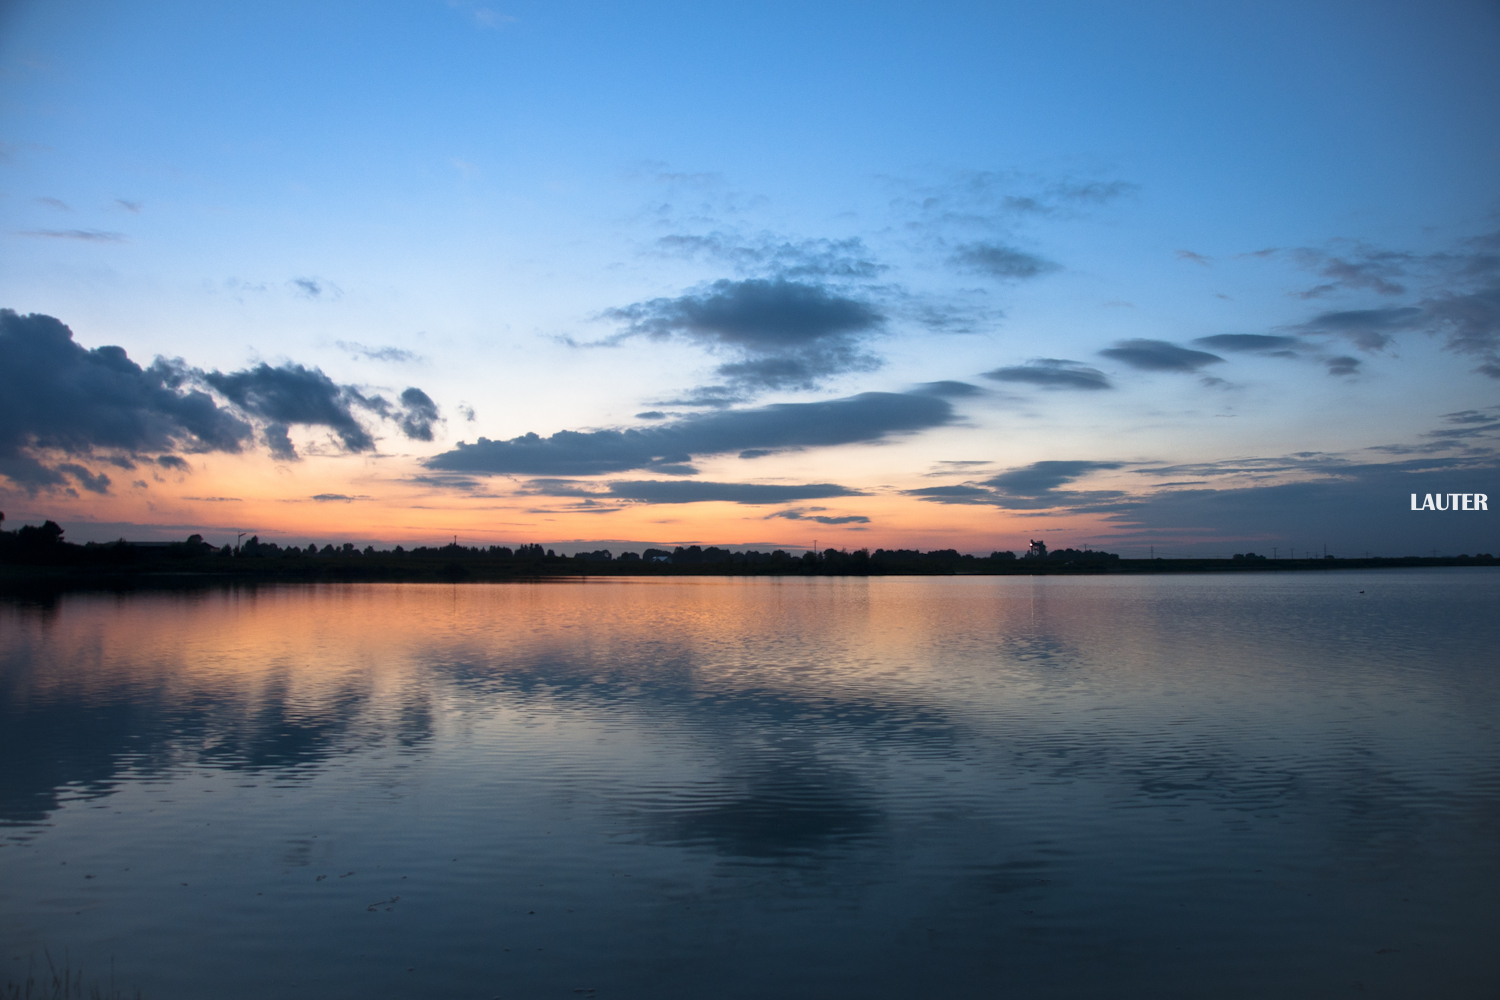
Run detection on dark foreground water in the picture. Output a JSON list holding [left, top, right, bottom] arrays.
[[2, 572, 1498, 999]]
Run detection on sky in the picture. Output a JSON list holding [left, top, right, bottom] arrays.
[[2, 0, 1498, 557]]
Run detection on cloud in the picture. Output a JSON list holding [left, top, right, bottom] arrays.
[[394, 387, 440, 441], [1272, 232, 1500, 377], [0, 309, 443, 487], [904, 460, 1129, 512], [426, 390, 953, 476], [985, 460, 1126, 496], [203, 364, 380, 454], [1294, 307, 1423, 352], [201, 364, 441, 458], [1421, 284, 1500, 377], [0, 310, 253, 491], [605, 278, 886, 392], [336, 340, 422, 363], [1192, 333, 1361, 378], [1099, 339, 1224, 372], [1097, 454, 1500, 554], [289, 277, 340, 299], [949, 242, 1059, 280], [655, 233, 886, 280], [1176, 250, 1211, 266], [767, 508, 871, 524], [525, 479, 866, 505], [1290, 246, 1412, 298], [115, 199, 142, 213], [981, 358, 1112, 390], [1193, 334, 1302, 354], [892, 171, 1139, 233], [912, 380, 983, 397], [310, 493, 372, 502], [35, 197, 71, 212], [18, 229, 127, 242]]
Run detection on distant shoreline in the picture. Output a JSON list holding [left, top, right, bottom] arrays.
[[2, 553, 1495, 596]]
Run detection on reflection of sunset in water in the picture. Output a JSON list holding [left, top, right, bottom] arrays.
[[4, 574, 1499, 1000]]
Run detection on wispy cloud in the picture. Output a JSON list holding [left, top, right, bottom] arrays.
[[336, 340, 422, 363], [17, 229, 126, 242], [982, 358, 1112, 390]]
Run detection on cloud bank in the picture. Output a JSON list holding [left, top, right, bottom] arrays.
[[605, 278, 886, 393], [0, 309, 440, 492], [426, 391, 954, 477]]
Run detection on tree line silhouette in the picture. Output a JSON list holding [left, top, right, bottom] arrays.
[[2, 514, 1493, 582]]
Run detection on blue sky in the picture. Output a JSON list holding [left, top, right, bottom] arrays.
[[2, 0, 1498, 555]]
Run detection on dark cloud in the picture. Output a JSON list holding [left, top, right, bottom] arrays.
[[1176, 250, 1211, 266], [767, 509, 871, 524], [985, 460, 1126, 496], [606, 278, 885, 392], [19, 229, 127, 242], [653, 385, 749, 409], [905, 484, 992, 500], [655, 233, 886, 280], [949, 242, 1058, 280], [203, 364, 378, 454], [1421, 284, 1500, 377], [1193, 334, 1302, 354], [912, 380, 983, 397], [1099, 339, 1224, 373], [1, 310, 253, 491], [635, 410, 667, 420], [311, 494, 371, 502], [982, 358, 1112, 390], [903, 460, 1129, 512], [1274, 232, 1500, 377], [426, 391, 953, 477], [55, 463, 110, 493], [0, 309, 444, 491], [1290, 247, 1412, 298], [523, 479, 865, 505], [1097, 455, 1500, 555], [395, 387, 440, 442], [202, 365, 441, 458], [1192, 334, 1360, 378], [1421, 406, 1500, 441], [1294, 307, 1423, 352]]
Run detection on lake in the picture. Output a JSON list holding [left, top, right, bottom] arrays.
[[2, 571, 1498, 998]]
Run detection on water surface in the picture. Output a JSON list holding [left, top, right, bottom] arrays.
[[2, 572, 1498, 998]]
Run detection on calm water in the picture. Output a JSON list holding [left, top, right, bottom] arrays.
[[2, 572, 1498, 999]]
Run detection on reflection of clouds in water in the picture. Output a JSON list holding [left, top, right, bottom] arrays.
[[631, 757, 883, 859], [3, 577, 1498, 885], [0, 665, 433, 824]]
